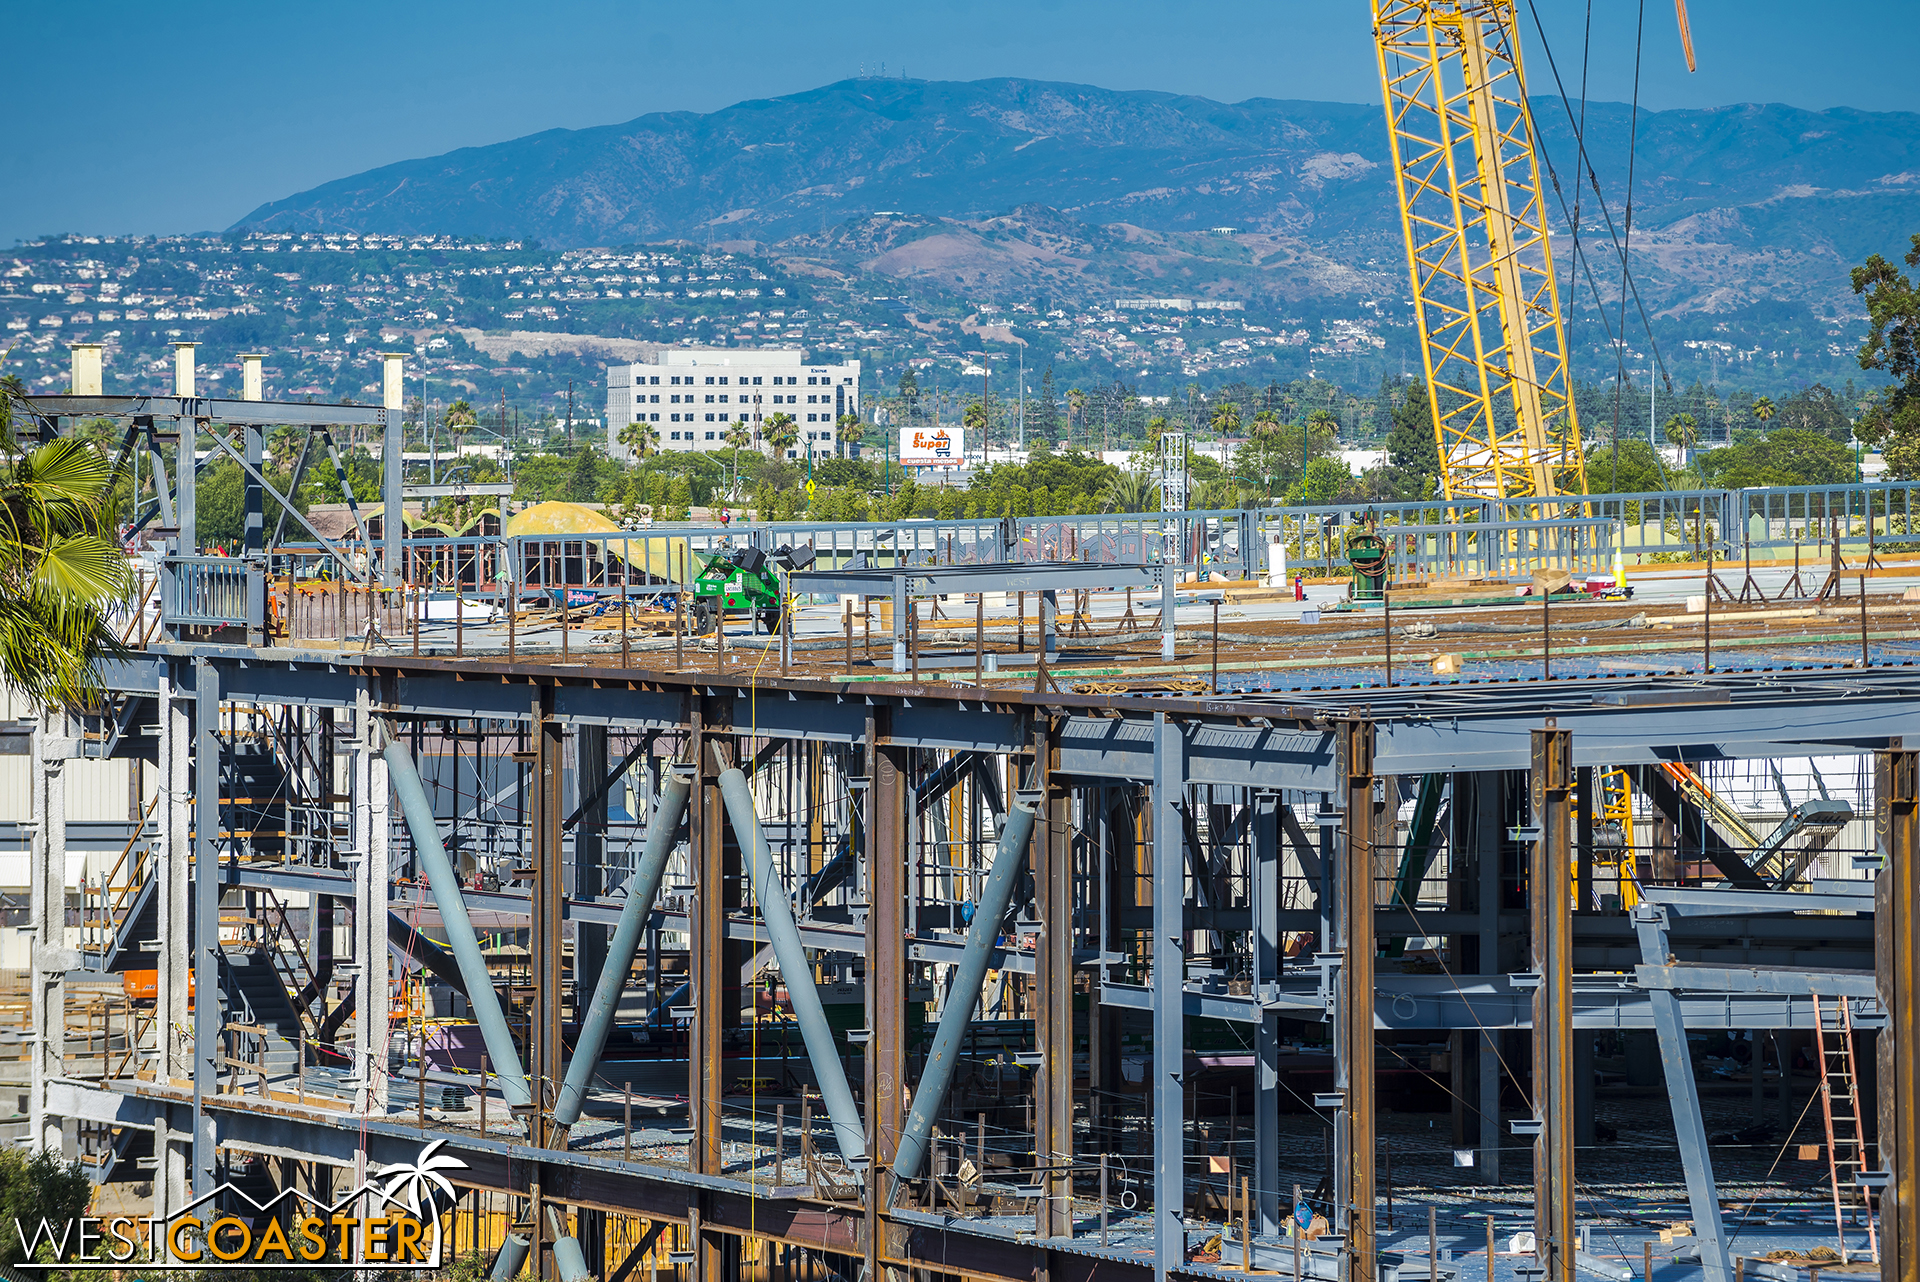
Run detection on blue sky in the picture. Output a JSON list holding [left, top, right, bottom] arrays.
[[4, 0, 1908, 248]]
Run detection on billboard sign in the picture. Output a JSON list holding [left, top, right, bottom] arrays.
[[900, 427, 964, 468]]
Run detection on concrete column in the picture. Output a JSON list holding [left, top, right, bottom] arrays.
[[353, 689, 391, 1118], [191, 663, 221, 1194], [155, 666, 191, 1212], [28, 708, 75, 1156]]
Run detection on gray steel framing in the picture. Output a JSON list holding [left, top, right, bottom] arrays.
[[21, 641, 1919, 1282]]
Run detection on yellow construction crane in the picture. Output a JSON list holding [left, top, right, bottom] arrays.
[[1373, 0, 1587, 501]]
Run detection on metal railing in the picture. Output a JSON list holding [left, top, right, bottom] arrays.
[[161, 556, 250, 627]]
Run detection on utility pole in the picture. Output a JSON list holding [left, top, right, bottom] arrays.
[[1017, 342, 1025, 452], [567, 380, 575, 448]]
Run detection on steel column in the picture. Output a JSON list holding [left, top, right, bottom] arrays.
[[1876, 743, 1918, 1282], [1336, 718, 1377, 1282], [353, 690, 393, 1119], [532, 694, 566, 1272], [868, 712, 908, 1170], [1531, 727, 1576, 1282], [1152, 714, 1185, 1282], [575, 724, 611, 1004], [1253, 791, 1282, 1234], [1035, 719, 1074, 1238]]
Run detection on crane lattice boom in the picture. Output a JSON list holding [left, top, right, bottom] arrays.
[[1374, 0, 1587, 500]]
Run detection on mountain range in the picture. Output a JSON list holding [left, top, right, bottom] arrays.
[[236, 76, 1920, 319]]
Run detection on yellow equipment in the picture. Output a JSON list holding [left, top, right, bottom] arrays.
[[1597, 768, 1639, 908], [1373, 0, 1587, 501]]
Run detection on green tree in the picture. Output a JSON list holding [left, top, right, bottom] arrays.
[[1584, 439, 1670, 493], [1664, 412, 1701, 462], [962, 400, 989, 449], [618, 418, 660, 461], [446, 398, 478, 439], [1852, 235, 1920, 474], [724, 420, 753, 495], [1288, 456, 1352, 506], [1209, 400, 1242, 438], [1384, 380, 1441, 498], [1771, 384, 1852, 443], [836, 413, 864, 459], [1067, 388, 1088, 443], [0, 379, 133, 707], [0, 1148, 91, 1268], [1034, 367, 1060, 440], [565, 448, 602, 503], [1695, 428, 1857, 489], [1750, 396, 1776, 427], [1101, 469, 1157, 513], [763, 412, 799, 458]]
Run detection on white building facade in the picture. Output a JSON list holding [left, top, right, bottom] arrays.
[[606, 348, 861, 460]]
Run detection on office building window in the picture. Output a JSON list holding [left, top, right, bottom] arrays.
[[705, 432, 716, 440], [705, 376, 715, 385], [752, 376, 762, 385], [719, 395, 729, 403], [719, 376, 729, 385]]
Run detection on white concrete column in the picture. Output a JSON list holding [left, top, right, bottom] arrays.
[[157, 670, 192, 1083], [154, 666, 193, 1214], [28, 708, 76, 1156], [352, 689, 391, 1118]]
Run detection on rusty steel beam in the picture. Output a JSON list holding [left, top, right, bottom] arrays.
[[1532, 725, 1576, 1282], [1877, 743, 1918, 1282], [1337, 717, 1378, 1282], [1035, 717, 1074, 1240]]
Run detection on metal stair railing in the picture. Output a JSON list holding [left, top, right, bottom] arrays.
[[79, 796, 161, 971]]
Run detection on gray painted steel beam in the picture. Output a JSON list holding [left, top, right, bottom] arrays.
[[718, 767, 866, 1163]]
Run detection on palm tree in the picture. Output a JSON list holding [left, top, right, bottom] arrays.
[[836, 413, 865, 459], [763, 412, 799, 459], [1752, 396, 1776, 427], [0, 377, 132, 707], [1101, 469, 1156, 513], [1066, 388, 1088, 444], [1209, 401, 1242, 439], [724, 420, 753, 496], [1251, 409, 1283, 437], [962, 401, 989, 462], [618, 418, 660, 462], [1664, 412, 1701, 464]]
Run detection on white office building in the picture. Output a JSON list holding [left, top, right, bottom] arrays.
[[606, 348, 861, 460]]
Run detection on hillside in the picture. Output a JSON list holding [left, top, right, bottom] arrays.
[[234, 77, 1920, 323]]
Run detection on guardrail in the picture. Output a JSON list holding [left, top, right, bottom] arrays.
[[161, 556, 250, 628]]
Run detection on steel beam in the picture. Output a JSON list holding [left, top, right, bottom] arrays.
[[1877, 744, 1918, 1282], [191, 661, 221, 1194], [891, 791, 1040, 1182], [719, 767, 866, 1161], [1634, 903, 1734, 1282], [1531, 726, 1575, 1282], [382, 728, 529, 1106]]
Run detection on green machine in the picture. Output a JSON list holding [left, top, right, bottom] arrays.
[[688, 542, 814, 634], [1343, 513, 1389, 601]]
